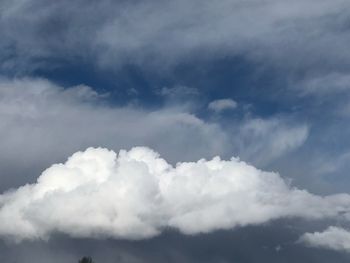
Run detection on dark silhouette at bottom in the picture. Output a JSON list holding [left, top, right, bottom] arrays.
[[79, 257, 94, 263]]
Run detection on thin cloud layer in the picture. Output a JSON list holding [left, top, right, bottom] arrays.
[[233, 118, 309, 166], [0, 77, 308, 191], [1, 0, 350, 72], [1, 146, 350, 241]]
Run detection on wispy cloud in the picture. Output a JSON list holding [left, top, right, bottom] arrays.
[[0, 78, 307, 191]]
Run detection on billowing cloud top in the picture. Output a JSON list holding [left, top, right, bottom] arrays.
[[1, 147, 350, 242]]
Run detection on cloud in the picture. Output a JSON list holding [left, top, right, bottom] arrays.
[[0, 77, 229, 189], [159, 86, 199, 98], [208, 99, 237, 112], [300, 226, 350, 252], [1, 146, 350, 241], [232, 118, 309, 166], [298, 73, 350, 96], [2, 221, 348, 263], [1, 0, 350, 72], [290, 71, 350, 118], [0, 77, 308, 192]]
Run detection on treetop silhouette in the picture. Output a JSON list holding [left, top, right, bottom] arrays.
[[79, 256, 94, 263]]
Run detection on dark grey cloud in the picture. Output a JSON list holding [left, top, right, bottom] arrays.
[[1, 0, 350, 74], [1, 220, 350, 263]]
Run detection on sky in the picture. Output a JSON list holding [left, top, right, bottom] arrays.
[[1, 0, 350, 262]]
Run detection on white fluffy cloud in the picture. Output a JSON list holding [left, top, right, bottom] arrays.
[[1, 146, 350, 241], [300, 226, 350, 252], [208, 99, 237, 112]]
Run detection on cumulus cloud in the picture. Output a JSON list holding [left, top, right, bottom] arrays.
[[1, 146, 350, 241], [208, 99, 237, 112], [299, 226, 350, 252]]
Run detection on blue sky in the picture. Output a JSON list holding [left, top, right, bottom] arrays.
[[1, 0, 350, 262]]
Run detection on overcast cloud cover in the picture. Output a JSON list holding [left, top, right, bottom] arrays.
[[2, 0, 350, 262]]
